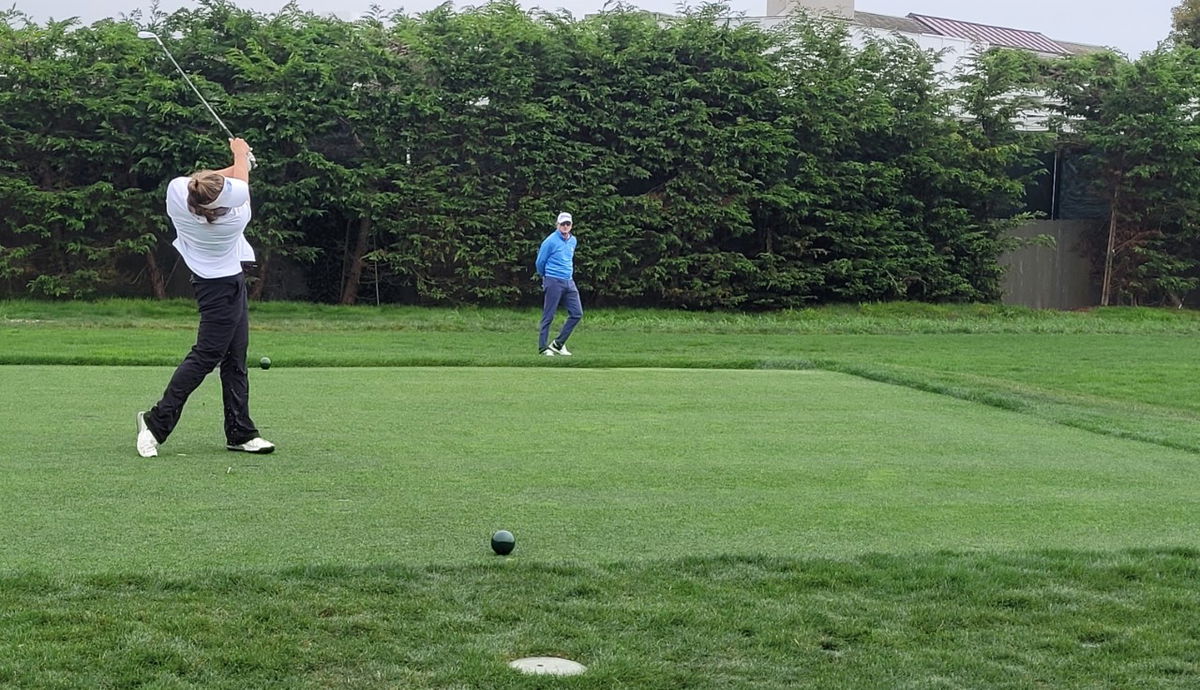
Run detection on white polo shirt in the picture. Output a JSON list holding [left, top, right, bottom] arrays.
[[166, 176, 256, 279]]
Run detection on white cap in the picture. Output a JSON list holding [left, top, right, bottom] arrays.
[[556, 212, 573, 225], [200, 177, 251, 209]]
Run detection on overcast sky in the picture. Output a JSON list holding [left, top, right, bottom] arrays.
[[10, 0, 1180, 58]]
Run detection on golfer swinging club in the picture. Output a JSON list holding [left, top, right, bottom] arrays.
[[136, 138, 274, 457]]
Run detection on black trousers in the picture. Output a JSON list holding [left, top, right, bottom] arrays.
[[146, 273, 259, 445]]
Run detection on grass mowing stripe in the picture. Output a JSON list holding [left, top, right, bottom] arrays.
[[2, 551, 1198, 688], [5, 317, 1200, 413], [8, 299, 1200, 333], [822, 359, 1200, 454], [6, 323, 1200, 453]]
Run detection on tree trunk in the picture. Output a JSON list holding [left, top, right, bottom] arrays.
[[250, 253, 270, 301], [145, 250, 166, 299], [340, 217, 373, 305], [1100, 188, 1120, 307]]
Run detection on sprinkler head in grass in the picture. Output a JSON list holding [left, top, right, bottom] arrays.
[[491, 530, 515, 555], [509, 657, 587, 676]]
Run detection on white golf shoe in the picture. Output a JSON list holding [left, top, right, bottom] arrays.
[[541, 348, 555, 356], [227, 437, 275, 454], [136, 411, 159, 458], [549, 341, 572, 356]]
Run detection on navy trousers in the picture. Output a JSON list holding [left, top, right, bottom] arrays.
[[539, 276, 583, 350], [146, 273, 259, 445]]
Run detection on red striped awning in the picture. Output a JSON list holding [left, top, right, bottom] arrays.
[[908, 14, 1068, 54]]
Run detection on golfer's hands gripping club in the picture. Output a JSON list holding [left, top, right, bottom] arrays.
[[229, 137, 256, 172]]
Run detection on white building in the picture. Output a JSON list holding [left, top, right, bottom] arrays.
[[741, 0, 1103, 76]]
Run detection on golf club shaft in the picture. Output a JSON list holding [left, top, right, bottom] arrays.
[[150, 36, 257, 167], [152, 38, 235, 138]]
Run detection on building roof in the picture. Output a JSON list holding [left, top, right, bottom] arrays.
[[1055, 39, 1110, 56], [845, 9, 1109, 56], [907, 14, 1068, 54], [852, 11, 926, 34]]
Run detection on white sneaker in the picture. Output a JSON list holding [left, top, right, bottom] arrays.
[[136, 411, 158, 458], [227, 437, 275, 454], [541, 348, 555, 356], [549, 341, 572, 356]]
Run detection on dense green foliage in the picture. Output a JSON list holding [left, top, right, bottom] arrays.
[[1048, 44, 1200, 306], [0, 1, 1043, 307], [1174, 0, 1200, 48]]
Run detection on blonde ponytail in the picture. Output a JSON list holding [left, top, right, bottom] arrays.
[[186, 171, 226, 223]]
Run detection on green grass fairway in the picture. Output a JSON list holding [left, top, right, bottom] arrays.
[[8, 300, 1200, 453], [3, 302, 1200, 687], [3, 366, 1199, 575]]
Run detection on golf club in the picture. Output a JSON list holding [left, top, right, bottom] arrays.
[[138, 30, 257, 169]]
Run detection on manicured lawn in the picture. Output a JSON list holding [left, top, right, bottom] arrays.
[[4, 366, 1199, 573], [6, 300, 1200, 449], [1, 301, 1199, 687]]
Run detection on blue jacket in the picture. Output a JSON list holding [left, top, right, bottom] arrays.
[[536, 231, 576, 280]]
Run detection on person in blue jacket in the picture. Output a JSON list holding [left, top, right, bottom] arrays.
[[535, 212, 582, 356]]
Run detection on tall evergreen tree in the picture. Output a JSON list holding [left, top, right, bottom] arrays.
[[1173, 0, 1200, 49], [1048, 46, 1200, 305]]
